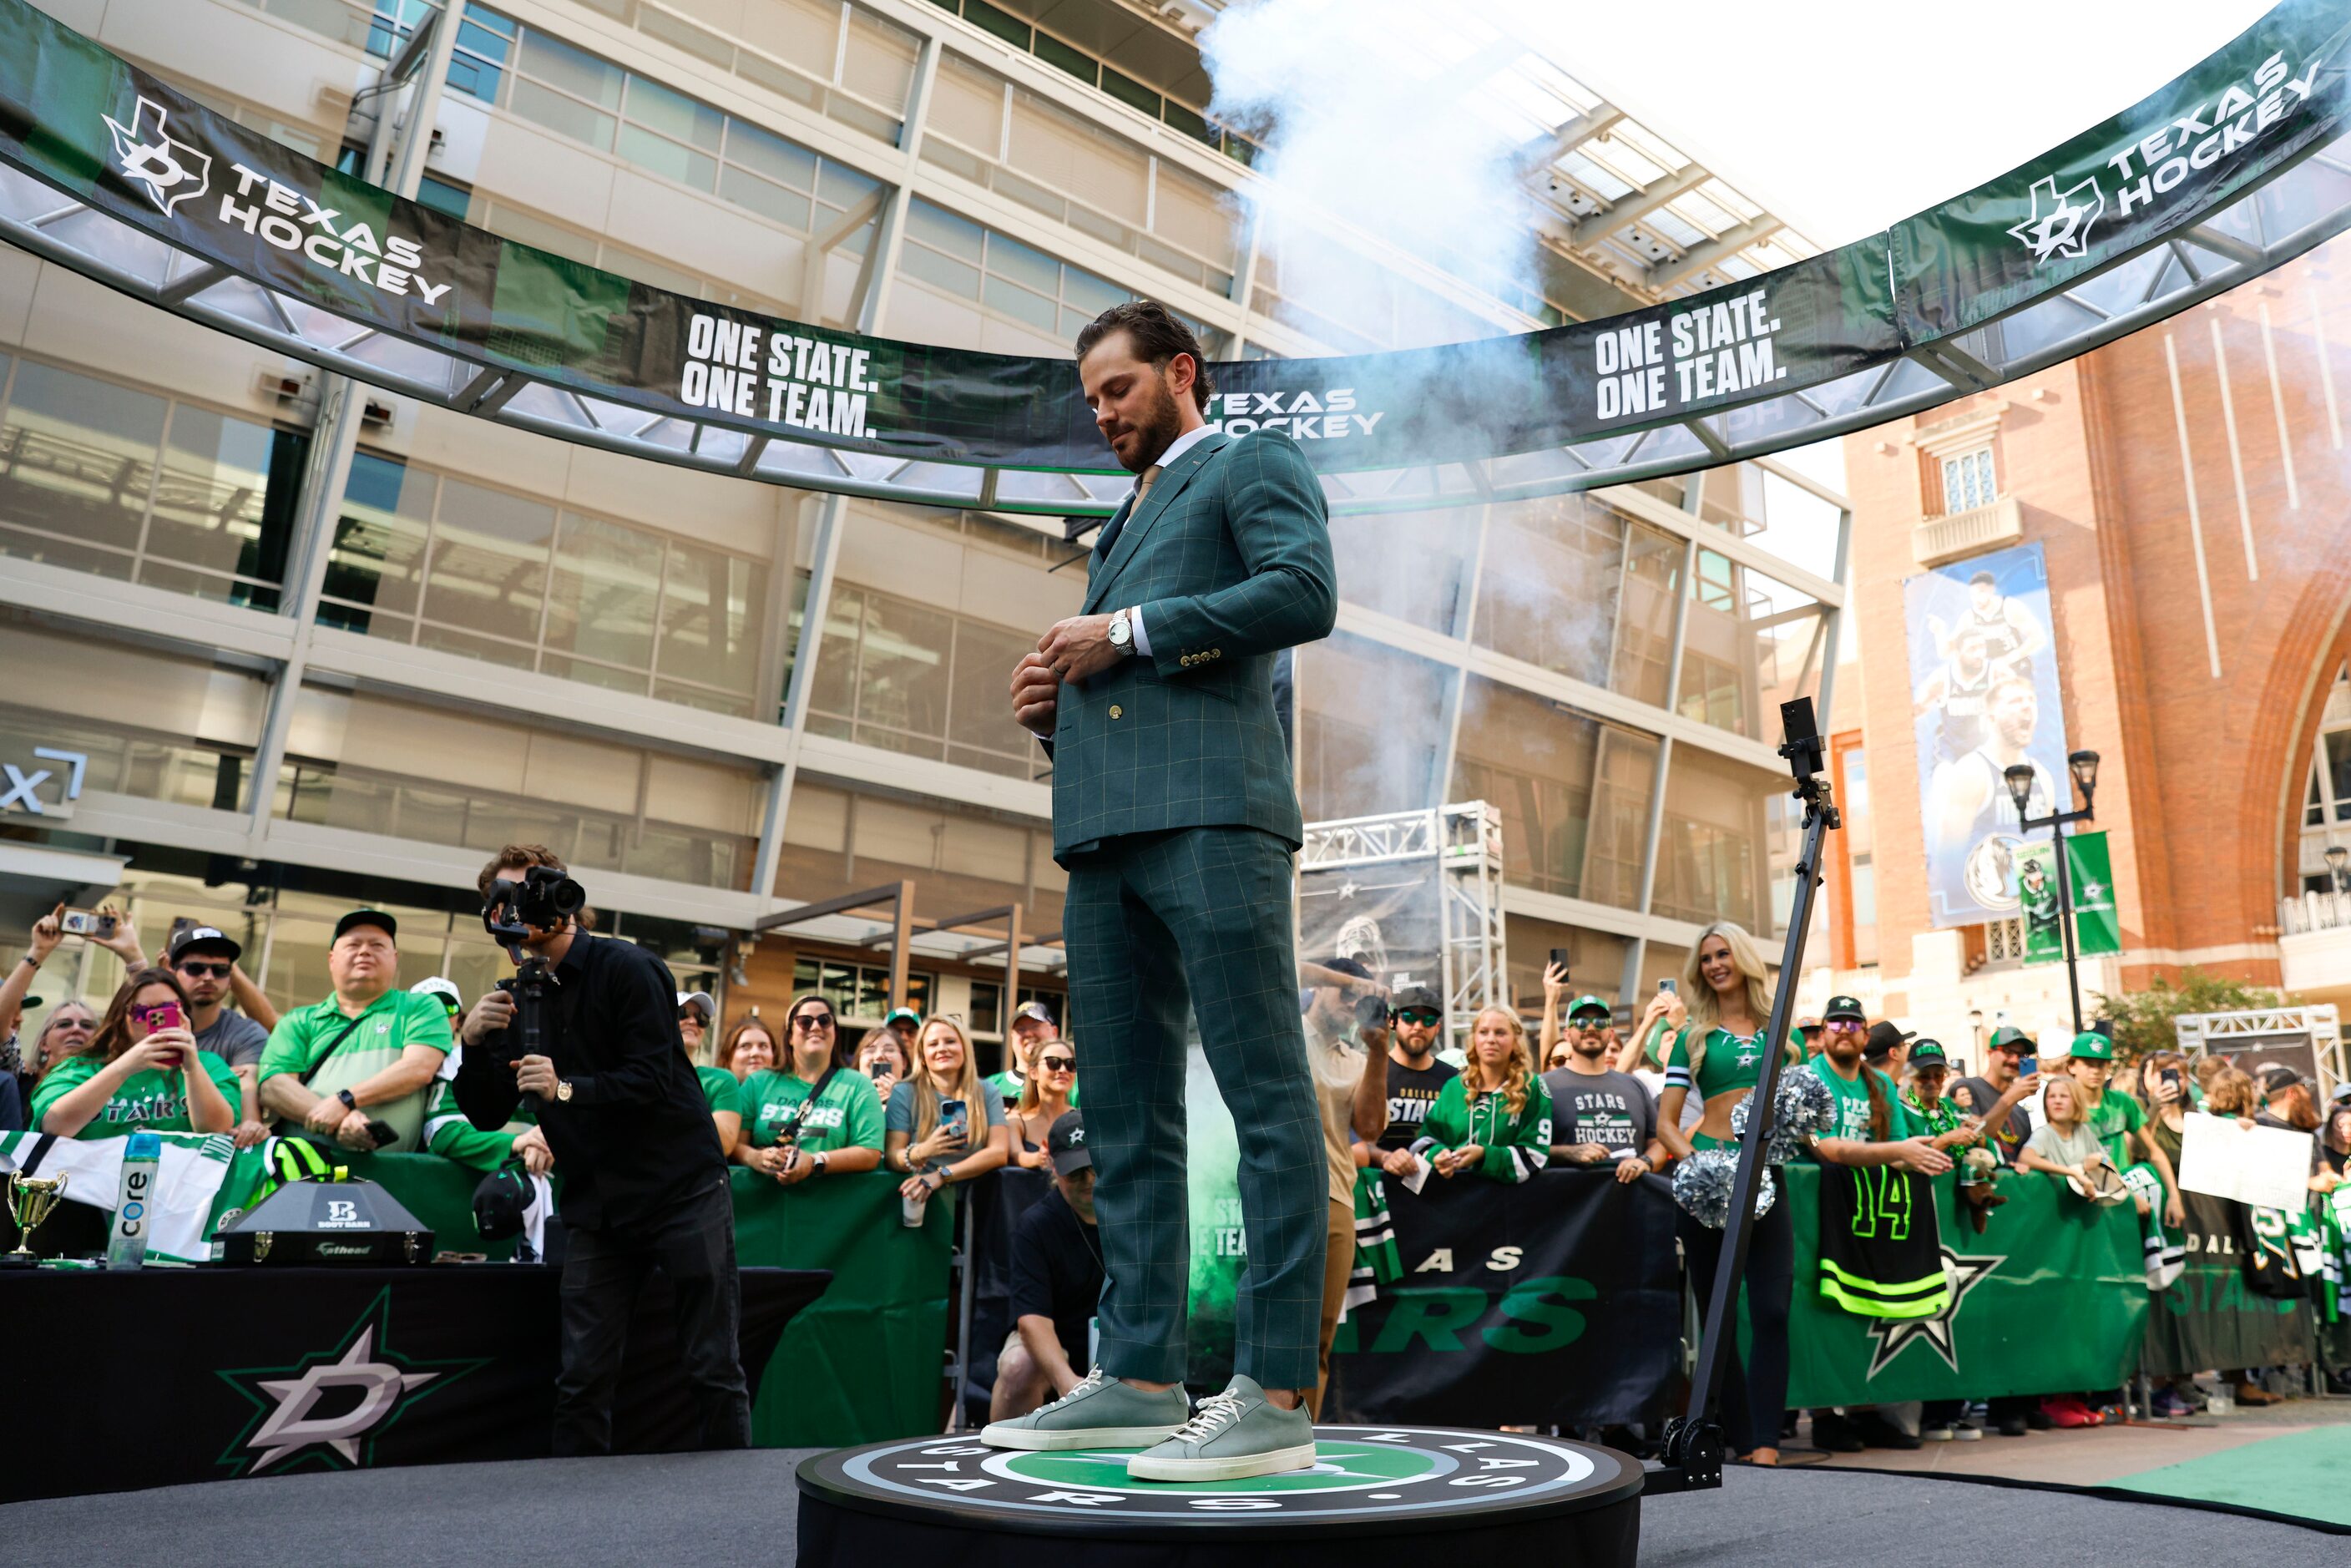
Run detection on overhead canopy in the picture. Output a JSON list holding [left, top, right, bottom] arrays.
[[0, 0, 2346, 518]]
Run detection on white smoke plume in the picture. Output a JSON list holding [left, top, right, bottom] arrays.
[[1201, 0, 1542, 353], [1201, 1, 1595, 822]]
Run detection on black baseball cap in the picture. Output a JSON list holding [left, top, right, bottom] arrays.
[[1390, 984, 1442, 1014], [472, 1166, 534, 1242], [1863, 1020, 1915, 1061], [1048, 1110, 1090, 1176], [333, 908, 397, 943], [1909, 1039, 1949, 1070], [1823, 994, 1867, 1022], [1317, 955, 1373, 982], [2259, 1065, 2308, 1098], [1013, 999, 1058, 1030], [169, 924, 242, 964]]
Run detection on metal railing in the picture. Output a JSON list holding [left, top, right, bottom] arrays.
[[2278, 888, 2351, 935]]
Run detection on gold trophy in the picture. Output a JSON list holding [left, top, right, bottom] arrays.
[[4, 1171, 69, 1266]]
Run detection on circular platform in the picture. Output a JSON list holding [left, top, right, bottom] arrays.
[[796, 1424, 1642, 1568]]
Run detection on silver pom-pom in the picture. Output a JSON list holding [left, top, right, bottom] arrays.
[[1727, 1067, 1837, 1165], [1671, 1148, 1778, 1229]]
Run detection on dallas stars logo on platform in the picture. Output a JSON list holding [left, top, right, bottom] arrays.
[[2006, 174, 2104, 265], [103, 96, 212, 218], [1865, 1245, 2004, 1378], [822, 1428, 1607, 1520], [215, 1289, 483, 1476]]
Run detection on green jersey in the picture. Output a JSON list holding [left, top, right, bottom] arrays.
[[739, 1068, 886, 1154], [1418, 1074, 1554, 1183], [422, 1048, 535, 1173], [2080, 1085, 2146, 1171], [1807, 1062, 1920, 1147], [30, 1050, 240, 1140], [259, 988, 453, 1152], [1900, 1088, 1967, 1140], [697, 1065, 741, 1117]]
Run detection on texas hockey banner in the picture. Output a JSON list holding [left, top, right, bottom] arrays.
[[0, 0, 2343, 484], [1328, 1167, 1683, 1429]]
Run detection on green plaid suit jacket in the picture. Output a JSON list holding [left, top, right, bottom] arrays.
[[1051, 427, 1336, 860]]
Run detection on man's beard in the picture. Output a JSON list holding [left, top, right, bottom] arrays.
[[1113, 376, 1186, 474]]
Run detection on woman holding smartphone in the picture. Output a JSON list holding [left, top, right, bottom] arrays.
[[735, 994, 883, 1185], [31, 968, 236, 1139], [886, 1015, 1011, 1203]]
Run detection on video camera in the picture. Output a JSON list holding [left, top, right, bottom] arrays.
[[481, 864, 587, 1075], [483, 864, 586, 944]]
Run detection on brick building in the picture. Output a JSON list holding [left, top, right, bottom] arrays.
[[1821, 236, 2351, 1056]]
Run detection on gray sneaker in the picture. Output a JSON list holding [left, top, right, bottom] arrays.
[[980, 1368, 1191, 1451], [1125, 1375, 1316, 1481]]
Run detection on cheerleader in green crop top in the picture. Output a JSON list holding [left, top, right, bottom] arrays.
[[1647, 922, 1803, 1467], [1645, 927, 1802, 1164]]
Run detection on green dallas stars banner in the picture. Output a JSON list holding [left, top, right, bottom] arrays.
[[2069, 830, 2122, 958], [2016, 832, 2120, 965], [1779, 1162, 2148, 1407], [0, 0, 2345, 478]]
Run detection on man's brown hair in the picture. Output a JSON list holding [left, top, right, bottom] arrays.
[[475, 843, 596, 929], [1074, 300, 1216, 414]]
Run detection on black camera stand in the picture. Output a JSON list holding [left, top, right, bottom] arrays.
[[1649, 695, 1840, 1494]]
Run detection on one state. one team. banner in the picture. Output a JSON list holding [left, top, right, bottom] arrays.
[[0, 0, 2343, 479]]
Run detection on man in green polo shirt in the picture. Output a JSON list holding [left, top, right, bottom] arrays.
[[258, 909, 452, 1152]]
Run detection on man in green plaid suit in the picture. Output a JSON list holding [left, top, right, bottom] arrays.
[[988, 301, 1336, 1481]]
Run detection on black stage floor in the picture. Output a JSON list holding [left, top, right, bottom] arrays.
[[3, 1449, 2340, 1566]]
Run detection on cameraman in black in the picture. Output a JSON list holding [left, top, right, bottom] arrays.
[[455, 843, 749, 1454]]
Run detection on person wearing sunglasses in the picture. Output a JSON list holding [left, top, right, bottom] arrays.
[[1369, 984, 1456, 1179], [167, 924, 272, 1148], [1010, 1044, 1079, 1171], [32, 967, 236, 1140], [1540, 993, 1661, 1184], [736, 994, 883, 1184]]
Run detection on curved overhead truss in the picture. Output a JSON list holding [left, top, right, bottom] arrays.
[[0, 0, 2345, 518]]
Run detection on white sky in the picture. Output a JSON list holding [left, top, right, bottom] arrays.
[[1548, 0, 2280, 250], [1548, 0, 2279, 540]]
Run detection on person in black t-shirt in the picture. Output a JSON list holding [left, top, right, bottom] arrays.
[[1953, 1024, 2040, 1169], [1370, 984, 1458, 1169], [991, 1110, 1109, 1421]]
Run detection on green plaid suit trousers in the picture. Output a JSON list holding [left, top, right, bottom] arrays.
[[1063, 823, 1326, 1392]]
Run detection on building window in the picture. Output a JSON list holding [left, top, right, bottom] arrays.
[[1940, 448, 1995, 514], [792, 957, 935, 1024], [0, 354, 303, 609], [278, 685, 763, 889], [320, 453, 774, 716], [801, 577, 1049, 780]]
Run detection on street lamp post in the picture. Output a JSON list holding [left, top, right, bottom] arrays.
[[2326, 842, 2348, 897], [2006, 750, 2100, 1034]]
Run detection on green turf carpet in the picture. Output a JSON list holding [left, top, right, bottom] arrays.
[[2106, 1424, 2351, 1528]]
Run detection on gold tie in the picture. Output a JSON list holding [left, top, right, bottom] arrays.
[[1134, 463, 1162, 505]]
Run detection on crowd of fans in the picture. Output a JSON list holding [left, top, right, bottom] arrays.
[[4, 897, 2345, 1454]]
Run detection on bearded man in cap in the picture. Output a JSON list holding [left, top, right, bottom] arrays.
[[167, 923, 273, 1146]]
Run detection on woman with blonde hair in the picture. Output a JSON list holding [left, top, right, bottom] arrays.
[[886, 1014, 1012, 1204], [1643, 922, 1804, 1468], [1415, 1004, 1552, 1182]]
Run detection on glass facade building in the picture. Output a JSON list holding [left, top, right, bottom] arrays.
[[0, 0, 1843, 1041]]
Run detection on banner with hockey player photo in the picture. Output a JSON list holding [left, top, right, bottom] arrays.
[[1904, 542, 2078, 929]]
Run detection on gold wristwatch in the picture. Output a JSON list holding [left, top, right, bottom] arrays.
[[554, 1080, 574, 1104]]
